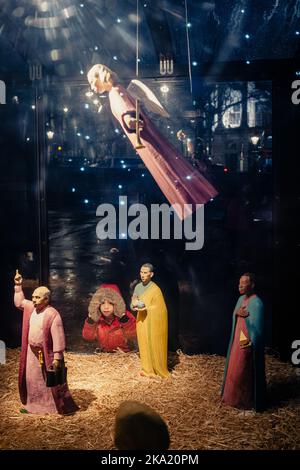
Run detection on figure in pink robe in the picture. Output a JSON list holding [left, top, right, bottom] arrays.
[[87, 64, 218, 219], [14, 271, 79, 415]]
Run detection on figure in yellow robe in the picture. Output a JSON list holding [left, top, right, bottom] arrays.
[[131, 264, 169, 378]]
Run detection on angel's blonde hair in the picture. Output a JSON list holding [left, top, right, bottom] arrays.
[[87, 64, 118, 87]]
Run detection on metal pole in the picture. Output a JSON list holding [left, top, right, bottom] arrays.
[[30, 63, 49, 285]]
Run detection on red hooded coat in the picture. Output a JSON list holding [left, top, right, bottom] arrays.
[[82, 284, 137, 352]]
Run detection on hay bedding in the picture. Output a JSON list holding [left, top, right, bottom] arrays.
[[0, 349, 299, 450]]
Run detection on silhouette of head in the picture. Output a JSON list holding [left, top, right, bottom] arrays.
[[114, 400, 170, 450]]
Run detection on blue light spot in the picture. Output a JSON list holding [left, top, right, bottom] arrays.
[[84, 199, 89, 204], [118, 184, 123, 189], [80, 167, 85, 172], [72, 188, 76, 193]]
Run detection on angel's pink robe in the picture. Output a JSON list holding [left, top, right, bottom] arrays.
[[14, 286, 78, 414], [109, 85, 218, 219]]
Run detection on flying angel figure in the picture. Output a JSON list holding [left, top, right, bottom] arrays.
[[87, 64, 218, 219]]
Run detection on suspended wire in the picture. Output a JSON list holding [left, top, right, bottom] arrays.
[[184, 0, 193, 96], [136, 0, 139, 77], [134, 0, 145, 149]]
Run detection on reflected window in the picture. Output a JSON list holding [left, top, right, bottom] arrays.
[[222, 89, 242, 128]]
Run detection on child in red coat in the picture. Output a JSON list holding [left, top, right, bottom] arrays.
[[82, 284, 137, 352]]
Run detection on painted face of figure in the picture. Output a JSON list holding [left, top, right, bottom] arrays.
[[100, 299, 114, 318], [238, 276, 254, 296], [89, 76, 111, 94], [87, 65, 114, 94], [140, 267, 153, 285], [88, 65, 113, 94], [32, 287, 49, 311]]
